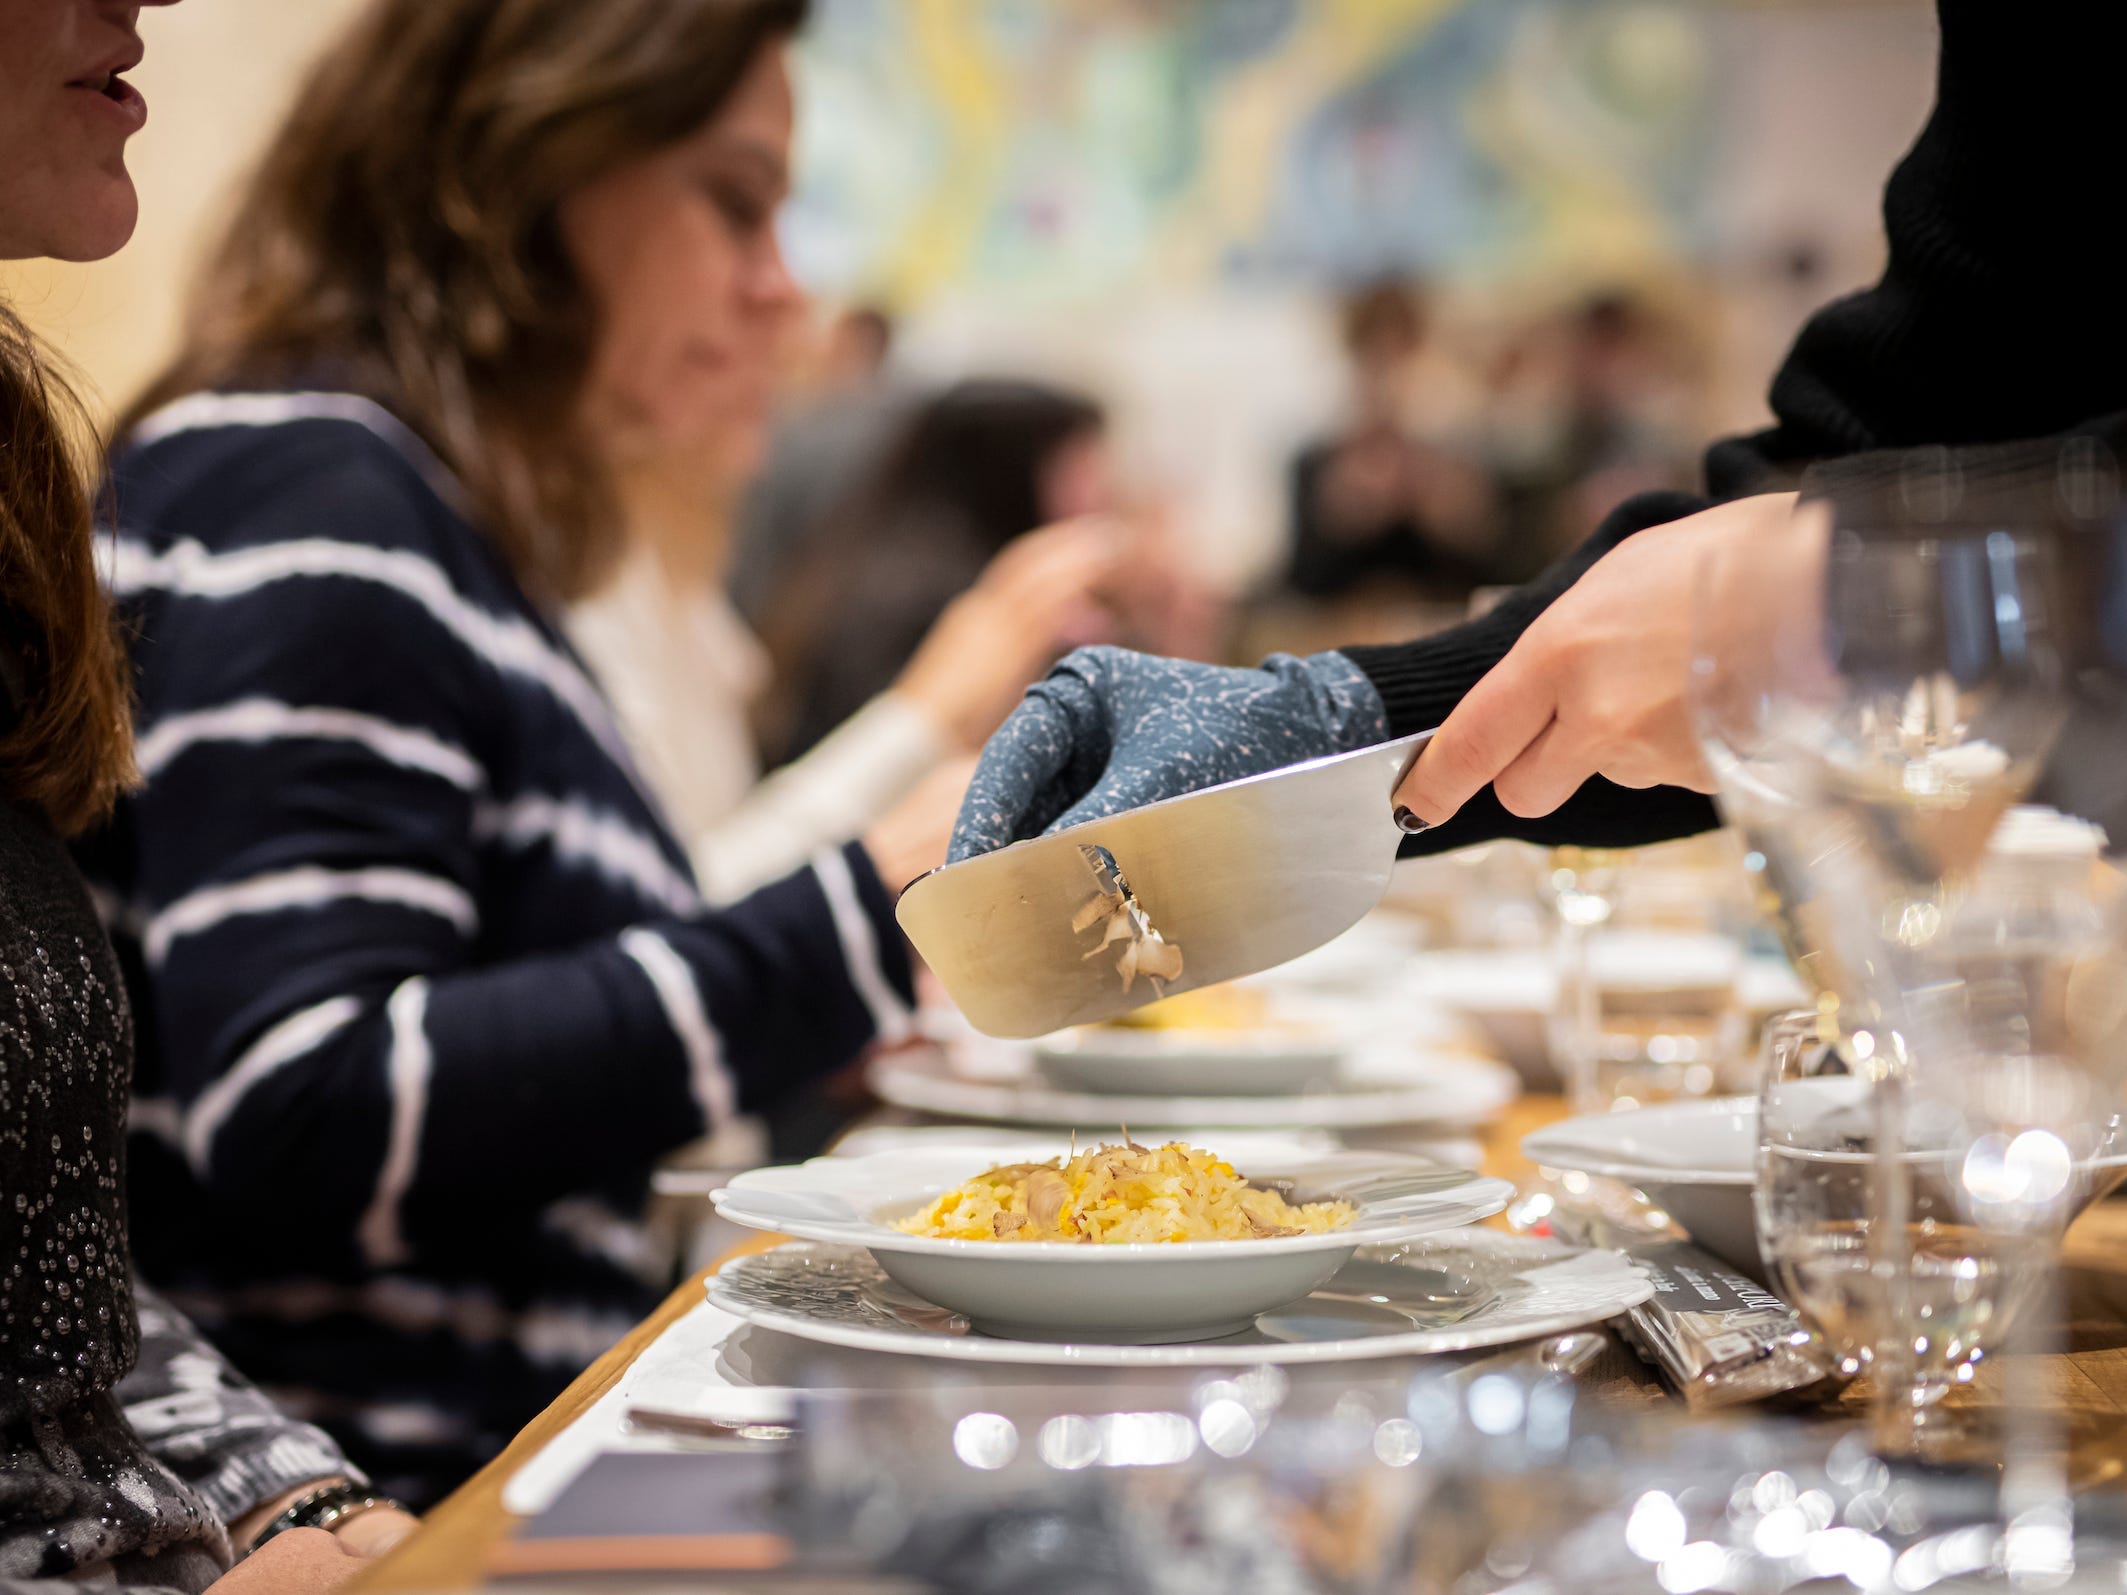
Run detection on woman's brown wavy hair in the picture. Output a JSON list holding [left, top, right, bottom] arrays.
[[122, 0, 807, 604], [0, 308, 136, 835]]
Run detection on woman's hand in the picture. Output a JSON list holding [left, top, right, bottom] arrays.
[[893, 517, 1124, 751], [203, 1529, 365, 1594], [329, 1506, 420, 1558], [223, 1478, 420, 1577], [1393, 492, 1814, 827], [862, 756, 978, 893]]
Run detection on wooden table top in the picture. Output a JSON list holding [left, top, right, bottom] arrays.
[[359, 1094, 2127, 1591]]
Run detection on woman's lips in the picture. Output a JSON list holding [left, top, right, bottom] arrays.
[[67, 74, 148, 134]]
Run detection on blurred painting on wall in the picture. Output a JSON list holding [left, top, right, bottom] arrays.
[[789, 0, 1717, 304]]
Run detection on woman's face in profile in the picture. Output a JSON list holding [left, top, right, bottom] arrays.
[[559, 40, 803, 475], [0, 0, 176, 261]]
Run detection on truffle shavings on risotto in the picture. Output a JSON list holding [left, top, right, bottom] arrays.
[[892, 1141, 1355, 1244]]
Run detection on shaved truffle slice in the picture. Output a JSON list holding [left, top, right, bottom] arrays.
[[1072, 845, 1185, 997], [1024, 1169, 1070, 1232]]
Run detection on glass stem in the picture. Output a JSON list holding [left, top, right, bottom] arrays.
[[1867, 1042, 1919, 1458], [1999, 1224, 2072, 1584], [1558, 920, 1601, 1115]]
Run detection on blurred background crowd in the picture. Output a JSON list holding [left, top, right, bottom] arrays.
[[13, 0, 1934, 699]]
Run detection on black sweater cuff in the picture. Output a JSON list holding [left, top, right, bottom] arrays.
[[1341, 488, 1721, 856], [1344, 488, 1709, 738]]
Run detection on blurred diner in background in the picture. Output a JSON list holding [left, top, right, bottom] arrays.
[[11, 0, 2127, 1590]]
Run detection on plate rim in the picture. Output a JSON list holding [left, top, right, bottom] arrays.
[[705, 1236, 1655, 1367], [1520, 1095, 1759, 1188]]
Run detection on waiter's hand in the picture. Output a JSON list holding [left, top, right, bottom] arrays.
[[949, 646, 1388, 861], [1393, 493, 1812, 827]]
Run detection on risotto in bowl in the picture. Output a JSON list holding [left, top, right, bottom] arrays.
[[712, 1141, 1512, 1343]]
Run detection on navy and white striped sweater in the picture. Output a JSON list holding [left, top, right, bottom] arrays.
[[78, 391, 914, 1504]]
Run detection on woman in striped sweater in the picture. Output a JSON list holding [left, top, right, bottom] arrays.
[[77, 0, 919, 1506]]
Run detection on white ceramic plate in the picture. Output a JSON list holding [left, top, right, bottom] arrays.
[[1024, 980, 1480, 1098], [871, 1040, 1518, 1130], [707, 1231, 1653, 1367], [710, 1147, 1513, 1344]]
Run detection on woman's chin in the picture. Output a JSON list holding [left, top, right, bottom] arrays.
[[657, 413, 771, 478], [592, 386, 774, 481], [712, 428, 771, 482], [40, 180, 140, 264]]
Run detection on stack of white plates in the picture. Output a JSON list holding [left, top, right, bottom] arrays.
[[883, 940, 1517, 1132], [871, 1035, 1518, 1132]]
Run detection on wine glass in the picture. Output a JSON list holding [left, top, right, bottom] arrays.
[[1545, 846, 1750, 1114], [1896, 817, 2127, 1580], [1691, 502, 2074, 1463]]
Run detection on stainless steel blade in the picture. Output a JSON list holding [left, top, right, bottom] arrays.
[[897, 730, 1433, 1037]]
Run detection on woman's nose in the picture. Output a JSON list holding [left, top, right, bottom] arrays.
[[748, 232, 804, 314]]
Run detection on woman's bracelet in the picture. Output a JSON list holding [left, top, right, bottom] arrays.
[[248, 1480, 406, 1552]]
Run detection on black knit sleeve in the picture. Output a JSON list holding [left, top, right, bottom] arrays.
[[1707, 1, 2127, 494]]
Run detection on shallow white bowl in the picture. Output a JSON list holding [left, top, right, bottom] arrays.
[[1523, 1096, 2127, 1279], [1522, 1096, 1762, 1272], [711, 1147, 1512, 1344], [1030, 1024, 1345, 1097], [1023, 983, 1468, 1098]]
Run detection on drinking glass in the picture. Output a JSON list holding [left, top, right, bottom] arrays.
[[1755, 1002, 2019, 1424], [1551, 927, 1745, 1114], [1547, 846, 1749, 1113]]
